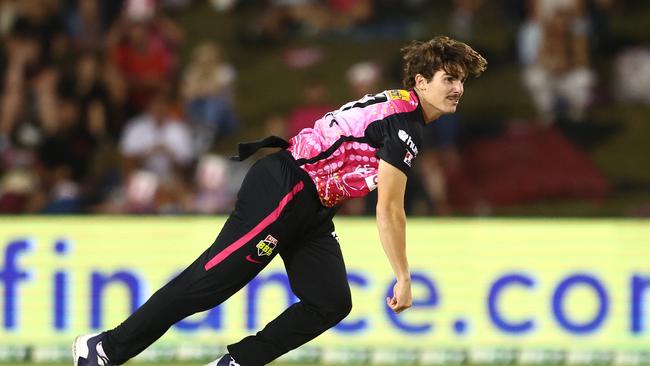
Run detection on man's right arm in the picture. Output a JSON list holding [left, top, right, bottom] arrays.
[[376, 159, 412, 313]]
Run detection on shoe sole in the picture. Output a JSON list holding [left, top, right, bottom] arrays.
[[72, 335, 79, 366], [72, 335, 84, 366]]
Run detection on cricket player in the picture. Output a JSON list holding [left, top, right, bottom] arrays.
[[73, 35, 487, 366]]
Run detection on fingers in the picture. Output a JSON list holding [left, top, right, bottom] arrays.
[[393, 304, 407, 313], [386, 296, 410, 313]]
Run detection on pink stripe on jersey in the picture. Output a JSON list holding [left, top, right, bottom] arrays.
[[204, 181, 305, 271]]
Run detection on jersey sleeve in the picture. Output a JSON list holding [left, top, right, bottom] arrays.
[[366, 113, 421, 175]]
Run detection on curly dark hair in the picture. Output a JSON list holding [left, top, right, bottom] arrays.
[[401, 36, 487, 88]]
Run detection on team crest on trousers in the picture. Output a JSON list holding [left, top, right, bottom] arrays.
[[256, 235, 278, 256]]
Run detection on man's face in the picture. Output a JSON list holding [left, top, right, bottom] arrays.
[[417, 69, 465, 115]]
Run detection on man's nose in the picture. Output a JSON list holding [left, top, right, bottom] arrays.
[[451, 81, 463, 93]]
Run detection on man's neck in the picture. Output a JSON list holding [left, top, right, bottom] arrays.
[[413, 89, 443, 124]]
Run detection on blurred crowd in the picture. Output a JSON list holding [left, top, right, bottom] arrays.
[[0, 0, 243, 214], [0, 0, 647, 215]]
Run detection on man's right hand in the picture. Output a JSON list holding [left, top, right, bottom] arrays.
[[386, 278, 412, 314]]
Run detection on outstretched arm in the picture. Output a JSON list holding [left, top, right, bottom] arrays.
[[376, 160, 412, 313]]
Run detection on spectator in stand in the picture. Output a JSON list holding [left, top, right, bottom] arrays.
[[117, 89, 194, 213], [0, 0, 67, 142], [181, 41, 238, 154], [56, 52, 123, 209], [58, 52, 112, 141], [120, 89, 194, 180], [106, 0, 184, 114], [62, 0, 108, 53], [286, 77, 333, 137], [36, 94, 98, 213], [191, 154, 235, 214], [520, 0, 595, 124], [347, 60, 382, 97]]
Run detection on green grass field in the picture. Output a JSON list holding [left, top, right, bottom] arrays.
[[0, 364, 227, 366], [0, 364, 526, 366], [0, 362, 319, 366], [0, 364, 315, 366]]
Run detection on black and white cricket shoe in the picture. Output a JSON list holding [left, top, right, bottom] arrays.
[[72, 332, 112, 366], [205, 353, 241, 366]]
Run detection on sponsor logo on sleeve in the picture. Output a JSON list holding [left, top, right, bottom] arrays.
[[388, 89, 411, 101], [404, 151, 414, 167]]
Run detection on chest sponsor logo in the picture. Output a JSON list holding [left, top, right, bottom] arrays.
[[256, 235, 278, 256], [398, 129, 419, 156]]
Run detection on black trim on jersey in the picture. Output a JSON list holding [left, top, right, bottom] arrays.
[[338, 93, 388, 113], [296, 135, 369, 166]]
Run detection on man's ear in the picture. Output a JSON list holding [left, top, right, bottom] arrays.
[[414, 74, 426, 89]]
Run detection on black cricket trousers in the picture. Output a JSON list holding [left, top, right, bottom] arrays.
[[102, 150, 351, 365]]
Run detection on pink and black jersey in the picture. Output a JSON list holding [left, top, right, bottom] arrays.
[[288, 89, 425, 207]]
